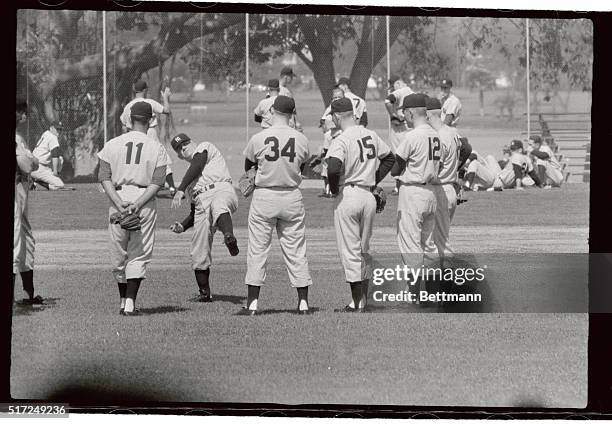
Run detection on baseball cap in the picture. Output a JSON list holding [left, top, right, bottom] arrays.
[[425, 97, 442, 110], [134, 80, 148, 92], [441, 79, 453, 88], [388, 75, 401, 86], [267, 79, 280, 90], [336, 77, 351, 88], [280, 66, 295, 77], [130, 101, 153, 119], [52, 120, 64, 129], [331, 97, 353, 114], [402, 93, 427, 109], [273, 95, 296, 115], [171, 133, 191, 151], [510, 139, 524, 151]]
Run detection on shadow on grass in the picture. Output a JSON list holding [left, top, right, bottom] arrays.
[[12, 297, 61, 316], [138, 305, 190, 315], [209, 294, 245, 305], [257, 307, 320, 316]]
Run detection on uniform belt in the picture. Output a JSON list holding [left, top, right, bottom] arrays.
[[192, 183, 217, 197], [346, 183, 373, 191], [115, 184, 147, 190], [400, 182, 427, 186]]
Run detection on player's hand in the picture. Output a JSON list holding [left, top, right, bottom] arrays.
[[170, 222, 184, 233], [125, 202, 141, 214], [162, 87, 172, 98], [117, 200, 133, 213], [171, 190, 185, 209]]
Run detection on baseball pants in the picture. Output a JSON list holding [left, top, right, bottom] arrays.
[[30, 162, 65, 190], [433, 184, 457, 265], [467, 155, 500, 189], [396, 184, 438, 270], [333, 185, 376, 283], [108, 186, 157, 282], [13, 181, 35, 274], [191, 182, 238, 270], [543, 162, 563, 186], [245, 187, 312, 288]]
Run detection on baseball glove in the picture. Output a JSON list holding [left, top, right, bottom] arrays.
[[110, 211, 142, 231], [372, 186, 386, 213], [239, 167, 257, 198]]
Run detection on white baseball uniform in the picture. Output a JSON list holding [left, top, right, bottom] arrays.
[[326, 126, 391, 282], [97, 131, 168, 283], [535, 144, 563, 186], [467, 151, 532, 189], [120, 98, 173, 174], [243, 124, 312, 288], [14, 134, 36, 274], [440, 93, 462, 127], [279, 85, 293, 98], [30, 130, 64, 189], [187, 142, 238, 271], [344, 91, 367, 124], [432, 125, 462, 264], [253, 95, 277, 129], [395, 123, 441, 270], [386, 86, 414, 152]]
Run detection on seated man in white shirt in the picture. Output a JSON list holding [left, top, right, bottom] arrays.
[[30, 121, 65, 190]]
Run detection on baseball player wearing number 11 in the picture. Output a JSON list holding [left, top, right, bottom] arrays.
[[326, 98, 395, 312], [241, 95, 312, 316]]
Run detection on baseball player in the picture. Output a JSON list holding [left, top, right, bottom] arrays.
[[439, 79, 462, 127], [169, 133, 239, 303], [14, 99, 43, 305], [30, 121, 65, 190], [528, 135, 563, 188], [384, 75, 414, 194], [314, 87, 345, 197], [464, 140, 543, 191], [98, 101, 168, 316], [241, 95, 312, 315], [335, 77, 368, 127], [278, 66, 302, 131], [326, 98, 395, 312], [390, 93, 441, 276], [253, 79, 280, 129], [425, 97, 465, 268], [120, 80, 177, 195]]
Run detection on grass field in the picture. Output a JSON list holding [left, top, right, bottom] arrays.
[[10, 182, 588, 407]]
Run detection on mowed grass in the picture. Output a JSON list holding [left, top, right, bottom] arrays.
[[10, 183, 588, 407]]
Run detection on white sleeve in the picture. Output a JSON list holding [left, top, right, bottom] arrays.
[[149, 99, 165, 114]]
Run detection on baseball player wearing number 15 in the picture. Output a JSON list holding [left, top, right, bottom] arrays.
[[241, 95, 312, 316], [326, 98, 395, 312], [97, 101, 168, 316]]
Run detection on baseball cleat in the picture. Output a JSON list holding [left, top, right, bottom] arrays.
[[120, 310, 141, 316], [195, 293, 213, 303], [334, 305, 365, 313], [236, 307, 257, 316], [224, 233, 239, 256], [19, 295, 44, 306]]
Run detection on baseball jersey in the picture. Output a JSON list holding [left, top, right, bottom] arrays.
[[498, 151, 533, 187], [386, 86, 414, 121], [253, 95, 277, 129], [344, 91, 367, 121], [243, 125, 310, 188], [32, 130, 60, 167], [192, 141, 233, 189], [536, 144, 560, 168], [395, 123, 441, 184], [279, 85, 293, 98], [440, 94, 462, 126], [326, 126, 391, 187], [97, 131, 168, 187], [436, 125, 462, 184], [120, 98, 164, 129]]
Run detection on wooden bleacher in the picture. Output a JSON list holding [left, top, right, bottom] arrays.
[[523, 112, 591, 183]]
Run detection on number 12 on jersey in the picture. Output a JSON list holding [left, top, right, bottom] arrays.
[[428, 137, 441, 161]]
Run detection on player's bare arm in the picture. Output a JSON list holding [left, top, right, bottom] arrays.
[[161, 87, 172, 114], [98, 160, 131, 212]]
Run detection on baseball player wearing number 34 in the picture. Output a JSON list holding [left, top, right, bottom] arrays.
[[326, 98, 395, 312], [240, 95, 313, 316], [97, 101, 168, 316], [169, 133, 239, 303]]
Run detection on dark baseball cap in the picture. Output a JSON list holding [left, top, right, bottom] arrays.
[[331, 97, 353, 114], [280, 66, 295, 77], [510, 139, 524, 150], [425, 97, 442, 110], [388, 75, 401, 86], [52, 120, 64, 129], [441, 79, 453, 88], [171, 133, 191, 151], [130, 101, 153, 119], [335, 77, 351, 88], [402, 93, 427, 109], [134, 80, 148, 92], [273, 95, 296, 115], [267, 79, 280, 90]]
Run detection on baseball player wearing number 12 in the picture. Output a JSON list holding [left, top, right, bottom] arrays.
[[326, 98, 395, 312], [241, 95, 312, 316], [391, 94, 441, 277], [97, 101, 168, 316]]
